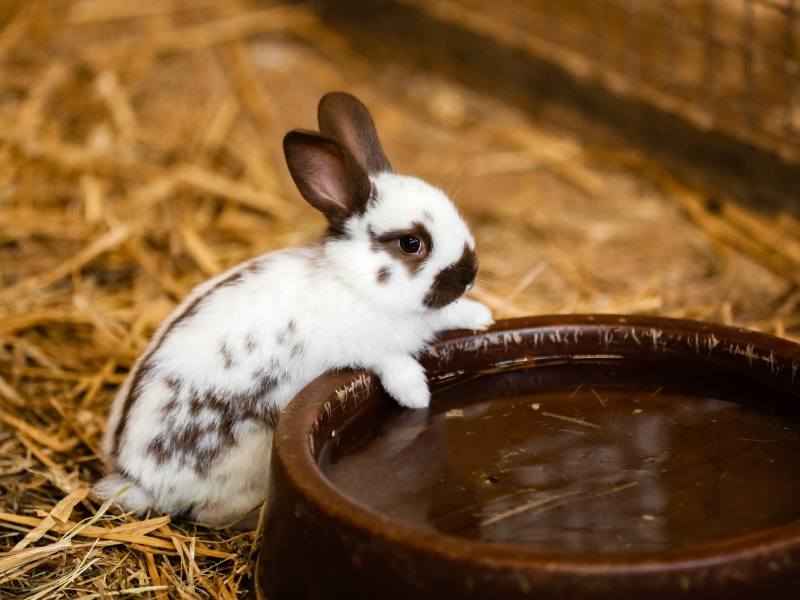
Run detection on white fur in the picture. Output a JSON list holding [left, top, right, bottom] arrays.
[[95, 142, 493, 527]]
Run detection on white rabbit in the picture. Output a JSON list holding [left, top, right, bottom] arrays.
[[94, 92, 494, 526]]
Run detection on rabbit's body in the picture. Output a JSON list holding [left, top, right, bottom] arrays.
[[95, 95, 493, 525]]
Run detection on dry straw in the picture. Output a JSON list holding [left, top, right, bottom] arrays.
[[0, 0, 798, 598]]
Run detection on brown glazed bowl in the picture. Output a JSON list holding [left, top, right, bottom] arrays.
[[257, 315, 800, 599]]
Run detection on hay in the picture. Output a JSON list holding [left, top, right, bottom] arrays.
[[0, 0, 797, 597]]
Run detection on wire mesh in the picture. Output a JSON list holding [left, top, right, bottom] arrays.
[[399, 0, 800, 163]]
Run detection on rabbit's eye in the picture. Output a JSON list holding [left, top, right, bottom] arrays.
[[399, 235, 422, 254]]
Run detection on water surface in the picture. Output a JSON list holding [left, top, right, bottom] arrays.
[[320, 366, 800, 552]]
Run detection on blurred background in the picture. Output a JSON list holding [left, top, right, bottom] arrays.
[[0, 0, 798, 597]]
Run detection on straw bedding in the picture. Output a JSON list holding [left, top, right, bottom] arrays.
[[0, 0, 797, 597]]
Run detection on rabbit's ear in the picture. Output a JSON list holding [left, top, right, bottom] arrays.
[[317, 92, 392, 176], [283, 130, 372, 230]]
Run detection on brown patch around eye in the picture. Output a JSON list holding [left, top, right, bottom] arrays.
[[368, 221, 433, 276]]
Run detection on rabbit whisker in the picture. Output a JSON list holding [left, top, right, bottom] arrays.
[[451, 175, 475, 203], [447, 145, 478, 197]]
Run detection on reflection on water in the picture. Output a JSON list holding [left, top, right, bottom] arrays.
[[320, 368, 800, 552]]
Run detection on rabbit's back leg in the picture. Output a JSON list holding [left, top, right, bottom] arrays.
[[190, 425, 274, 526]]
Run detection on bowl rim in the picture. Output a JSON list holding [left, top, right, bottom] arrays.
[[273, 314, 800, 575]]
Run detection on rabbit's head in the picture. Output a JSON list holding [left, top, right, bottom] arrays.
[[284, 92, 478, 315]]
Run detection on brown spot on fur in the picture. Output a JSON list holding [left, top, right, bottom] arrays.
[[276, 320, 296, 345], [290, 342, 305, 358], [245, 259, 266, 274], [163, 391, 180, 415], [218, 271, 243, 288], [244, 332, 258, 354], [188, 388, 202, 417], [112, 267, 248, 460], [368, 221, 434, 276], [147, 422, 206, 471], [376, 266, 391, 284], [322, 224, 350, 241], [145, 373, 280, 476], [367, 225, 380, 252], [112, 360, 154, 460], [220, 342, 234, 369], [252, 368, 281, 394], [177, 298, 203, 325], [422, 210, 433, 222], [265, 403, 282, 429], [424, 244, 478, 309], [145, 436, 170, 466]]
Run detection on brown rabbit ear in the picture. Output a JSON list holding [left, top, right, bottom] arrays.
[[283, 130, 372, 231], [317, 92, 393, 176]]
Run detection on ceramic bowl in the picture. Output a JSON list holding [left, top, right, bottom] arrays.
[[257, 315, 800, 599]]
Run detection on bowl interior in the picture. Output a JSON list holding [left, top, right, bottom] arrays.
[[284, 316, 800, 561], [318, 360, 800, 552]]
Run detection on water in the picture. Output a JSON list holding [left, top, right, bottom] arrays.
[[320, 366, 800, 552]]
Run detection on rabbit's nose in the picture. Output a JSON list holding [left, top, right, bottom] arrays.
[[463, 270, 476, 290], [423, 245, 479, 309]]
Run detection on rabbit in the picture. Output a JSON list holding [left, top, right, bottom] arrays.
[[93, 92, 494, 526]]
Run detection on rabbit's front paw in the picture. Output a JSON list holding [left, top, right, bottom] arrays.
[[374, 356, 430, 409], [445, 298, 495, 331], [393, 377, 431, 409]]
